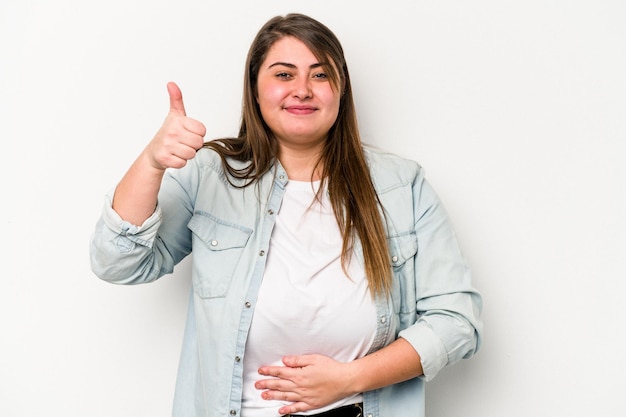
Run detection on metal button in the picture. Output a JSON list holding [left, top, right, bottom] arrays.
[[229, 410, 237, 416], [245, 301, 251, 308], [380, 317, 387, 324], [210, 240, 218, 246], [391, 255, 398, 263], [259, 250, 265, 256], [267, 209, 274, 215], [235, 356, 241, 362]]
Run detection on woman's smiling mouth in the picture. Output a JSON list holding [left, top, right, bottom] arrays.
[[284, 105, 317, 115]]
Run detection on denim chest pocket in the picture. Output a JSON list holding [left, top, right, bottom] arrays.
[[387, 231, 418, 318], [187, 213, 253, 299], [387, 231, 418, 268]]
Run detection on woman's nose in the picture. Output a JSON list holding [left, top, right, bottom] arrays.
[[292, 77, 312, 100]]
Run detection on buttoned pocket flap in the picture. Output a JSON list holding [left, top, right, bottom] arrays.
[[188, 214, 252, 250], [387, 232, 418, 267], [187, 213, 253, 299]]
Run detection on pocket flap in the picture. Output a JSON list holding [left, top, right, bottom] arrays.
[[387, 232, 418, 267], [188, 213, 252, 250]]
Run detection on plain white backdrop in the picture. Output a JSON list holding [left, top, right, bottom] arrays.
[[2, 1, 625, 416]]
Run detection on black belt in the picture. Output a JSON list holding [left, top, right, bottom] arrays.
[[284, 402, 363, 417]]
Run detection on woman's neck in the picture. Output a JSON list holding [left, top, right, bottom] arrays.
[[277, 145, 324, 181]]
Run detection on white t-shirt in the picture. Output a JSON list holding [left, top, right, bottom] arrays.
[[241, 180, 377, 416]]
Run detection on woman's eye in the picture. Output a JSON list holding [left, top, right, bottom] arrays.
[[276, 72, 292, 79], [313, 73, 328, 79]]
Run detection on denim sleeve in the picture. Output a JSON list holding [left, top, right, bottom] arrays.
[[398, 169, 483, 381], [89, 190, 175, 285]]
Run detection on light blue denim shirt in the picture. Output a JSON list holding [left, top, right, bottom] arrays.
[[90, 146, 483, 417]]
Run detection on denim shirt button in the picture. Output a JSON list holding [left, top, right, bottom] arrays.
[[210, 240, 218, 247], [391, 255, 398, 263]]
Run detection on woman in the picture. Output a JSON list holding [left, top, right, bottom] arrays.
[[90, 13, 483, 417]]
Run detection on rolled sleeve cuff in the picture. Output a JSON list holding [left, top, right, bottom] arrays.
[[101, 190, 162, 247], [399, 323, 448, 381]]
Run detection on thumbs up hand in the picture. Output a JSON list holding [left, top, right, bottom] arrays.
[[146, 82, 207, 170]]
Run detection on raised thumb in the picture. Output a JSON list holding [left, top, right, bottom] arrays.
[[167, 81, 186, 116]]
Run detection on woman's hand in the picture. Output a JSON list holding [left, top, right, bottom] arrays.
[[255, 339, 423, 416], [256, 354, 358, 415], [112, 82, 206, 224], [144, 82, 206, 171]]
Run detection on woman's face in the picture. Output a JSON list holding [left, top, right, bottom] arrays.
[[256, 36, 341, 153]]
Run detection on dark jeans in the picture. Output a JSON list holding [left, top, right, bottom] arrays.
[[284, 402, 363, 417]]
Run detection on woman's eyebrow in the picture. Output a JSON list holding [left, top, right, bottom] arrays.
[[267, 62, 325, 69]]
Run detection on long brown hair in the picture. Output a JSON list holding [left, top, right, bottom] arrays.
[[205, 13, 392, 296]]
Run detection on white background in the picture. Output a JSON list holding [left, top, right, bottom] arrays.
[[2, 1, 625, 416]]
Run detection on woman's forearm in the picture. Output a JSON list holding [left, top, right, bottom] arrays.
[[348, 337, 423, 393]]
